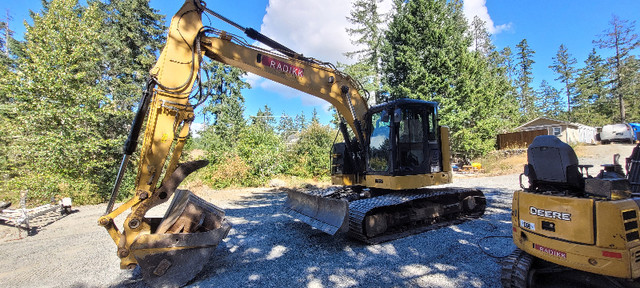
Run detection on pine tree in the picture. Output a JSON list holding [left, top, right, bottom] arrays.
[[620, 56, 640, 122], [537, 80, 562, 119], [2, 0, 118, 203], [470, 16, 493, 56], [344, 0, 387, 104], [549, 44, 577, 121], [593, 15, 639, 122], [572, 49, 612, 126], [381, 0, 516, 156], [198, 60, 249, 157], [515, 39, 536, 120], [310, 108, 320, 125], [295, 111, 307, 132], [276, 111, 296, 140], [98, 0, 166, 111], [252, 105, 275, 131]]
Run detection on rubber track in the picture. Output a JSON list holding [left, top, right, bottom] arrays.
[[347, 187, 486, 244], [501, 249, 533, 288]]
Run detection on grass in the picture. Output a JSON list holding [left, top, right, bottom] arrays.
[[470, 149, 528, 176]]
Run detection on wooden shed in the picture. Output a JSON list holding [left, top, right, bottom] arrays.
[[497, 117, 597, 149]]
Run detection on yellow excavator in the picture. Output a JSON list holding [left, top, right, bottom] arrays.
[[502, 136, 640, 287], [98, 1, 485, 286]]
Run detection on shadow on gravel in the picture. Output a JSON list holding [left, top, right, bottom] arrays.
[[0, 210, 75, 239], [111, 186, 517, 288]]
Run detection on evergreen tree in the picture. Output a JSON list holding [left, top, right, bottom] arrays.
[[276, 111, 296, 140], [99, 0, 166, 111], [344, 0, 387, 104], [197, 60, 249, 158], [2, 0, 118, 203], [381, 0, 516, 156], [593, 15, 639, 122], [499, 46, 516, 80], [252, 105, 275, 131], [536, 80, 563, 119], [573, 49, 611, 126], [470, 16, 493, 56], [310, 107, 320, 125], [0, 18, 10, 56], [620, 56, 640, 122], [515, 39, 536, 120], [549, 44, 577, 121], [295, 111, 307, 132]]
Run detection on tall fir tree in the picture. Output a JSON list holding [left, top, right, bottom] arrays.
[[295, 111, 307, 132], [536, 80, 563, 119], [344, 0, 387, 104], [197, 60, 249, 158], [593, 15, 639, 122], [98, 0, 166, 111], [515, 39, 536, 120], [619, 56, 640, 122], [276, 111, 296, 140], [252, 105, 275, 131], [549, 44, 577, 121], [573, 48, 612, 126], [470, 16, 493, 56]]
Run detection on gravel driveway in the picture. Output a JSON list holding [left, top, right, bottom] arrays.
[[0, 143, 635, 288]]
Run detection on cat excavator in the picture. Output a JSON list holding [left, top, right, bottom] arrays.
[[97, 1, 485, 287]]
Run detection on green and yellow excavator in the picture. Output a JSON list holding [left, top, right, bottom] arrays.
[[502, 136, 640, 287], [98, 1, 486, 286]]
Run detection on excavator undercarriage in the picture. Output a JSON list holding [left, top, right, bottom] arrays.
[[285, 186, 486, 243]]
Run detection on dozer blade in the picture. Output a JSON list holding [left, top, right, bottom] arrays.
[[283, 189, 349, 235], [131, 190, 231, 288]]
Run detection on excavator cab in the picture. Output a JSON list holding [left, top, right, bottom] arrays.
[[365, 99, 441, 177], [331, 99, 445, 187]]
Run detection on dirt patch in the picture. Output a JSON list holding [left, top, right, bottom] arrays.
[[470, 143, 638, 177]]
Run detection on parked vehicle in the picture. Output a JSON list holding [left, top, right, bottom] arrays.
[[599, 123, 635, 144]]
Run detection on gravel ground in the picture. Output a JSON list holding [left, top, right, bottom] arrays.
[[0, 143, 636, 288]]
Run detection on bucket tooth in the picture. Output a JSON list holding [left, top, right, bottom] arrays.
[[131, 190, 231, 288]]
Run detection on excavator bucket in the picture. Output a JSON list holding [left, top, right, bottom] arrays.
[[130, 190, 231, 288], [283, 189, 349, 235]]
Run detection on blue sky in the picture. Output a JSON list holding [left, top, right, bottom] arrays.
[[2, 0, 639, 126]]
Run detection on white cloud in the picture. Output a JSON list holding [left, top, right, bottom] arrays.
[[463, 0, 511, 34], [260, 0, 355, 65], [246, 0, 392, 108], [190, 122, 205, 138]]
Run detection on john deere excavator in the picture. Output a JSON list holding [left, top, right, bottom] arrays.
[[98, 1, 485, 286], [502, 136, 640, 287]]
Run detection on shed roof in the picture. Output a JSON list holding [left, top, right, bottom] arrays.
[[516, 117, 594, 131]]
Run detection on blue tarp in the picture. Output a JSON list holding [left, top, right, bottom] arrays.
[[629, 123, 640, 141]]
